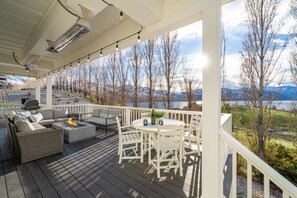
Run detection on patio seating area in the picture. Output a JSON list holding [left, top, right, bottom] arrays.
[[0, 124, 205, 198]]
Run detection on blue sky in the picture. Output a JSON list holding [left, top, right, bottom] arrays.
[[176, 0, 296, 88]]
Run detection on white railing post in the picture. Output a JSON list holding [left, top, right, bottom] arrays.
[[202, 0, 221, 197], [35, 79, 41, 103], [46, 74, 52, 109], [125, 108, 131, 125]]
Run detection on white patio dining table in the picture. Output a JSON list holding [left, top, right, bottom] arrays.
[[131, 118, 185, 161]]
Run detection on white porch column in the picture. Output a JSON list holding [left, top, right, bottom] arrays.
[[46, 74, 52, 109], [35, 79, 41, 103], [202, 0, 221, 197]]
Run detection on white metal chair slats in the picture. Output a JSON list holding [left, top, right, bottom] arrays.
[[183, 114, 202, 156], [116, 117, 143, 164], [149, 124, 184, 178]]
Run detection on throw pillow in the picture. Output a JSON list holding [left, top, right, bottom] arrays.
[[37, 109, 53, 119], [30, 113, 43, 122], [53, 109, 68, 118], [15, 119, 35, 132], [18, 111, 31, 117]]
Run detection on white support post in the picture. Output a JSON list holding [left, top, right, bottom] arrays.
[[35, 79, 41, 103], [201, 0, 221, 197], [46, 74, 52, 109]]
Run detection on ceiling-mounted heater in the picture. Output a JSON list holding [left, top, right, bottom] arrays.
[[46, 18, 92, 53]]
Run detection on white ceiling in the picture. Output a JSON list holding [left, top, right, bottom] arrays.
[[0, 0, 232, 77]]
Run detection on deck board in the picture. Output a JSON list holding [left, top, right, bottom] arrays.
[[0, 124, 212, 198]]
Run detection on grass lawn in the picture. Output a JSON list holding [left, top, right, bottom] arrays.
[[233, 130, 296, 149]]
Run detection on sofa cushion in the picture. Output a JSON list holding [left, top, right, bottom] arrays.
[[6, 111, 17, 122], [55, 118, 68, 122], [108, 109, 121, 118], [54, 109, 68, 118], [92, 109, 100, 117], [38, 119, 55, 127], [99, 109, 109, 118], [30, 113, 43, 122], [38, 109, 53, 119], [15, 119, 35, 132], [14, 115, 28, 124], [31, 122, 46, 130]]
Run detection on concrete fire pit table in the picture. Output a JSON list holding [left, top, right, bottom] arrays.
[[52, 121, 96, 143]]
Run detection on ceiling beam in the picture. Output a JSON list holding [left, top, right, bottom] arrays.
[[112, 0, 163, 27]]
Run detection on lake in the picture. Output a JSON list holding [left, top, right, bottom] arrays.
[[132, 100, 297, 111]]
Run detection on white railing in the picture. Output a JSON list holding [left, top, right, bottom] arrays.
[[220, 129, 297, 198]]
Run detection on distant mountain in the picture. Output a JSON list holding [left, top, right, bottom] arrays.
[[216, 86, 297, 101]]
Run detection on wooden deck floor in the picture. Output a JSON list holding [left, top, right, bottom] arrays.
[[0, 124, 203, 198]]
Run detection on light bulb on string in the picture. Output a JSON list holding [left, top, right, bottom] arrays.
[[137, 32, 141, 43], [100, 49, 103, 57], [120, 11, 123, 20], [115, 42, 119, 51]]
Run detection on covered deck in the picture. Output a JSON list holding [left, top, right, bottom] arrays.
[[0, 125, 205, 198]]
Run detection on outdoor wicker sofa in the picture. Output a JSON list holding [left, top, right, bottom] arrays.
[[5, 109, 69, 164]]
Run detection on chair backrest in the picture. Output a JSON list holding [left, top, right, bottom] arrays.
[[157, 124, 183, 149], [189, 114, 202, 138]]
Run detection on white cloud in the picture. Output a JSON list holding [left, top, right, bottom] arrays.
[[222, 0, 245, 28], [176, 21, 202, 41]]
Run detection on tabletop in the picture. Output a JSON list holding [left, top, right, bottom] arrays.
[[131, 118, 185, 132]]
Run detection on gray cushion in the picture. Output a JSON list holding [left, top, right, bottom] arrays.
[[99, 109, 109, 118], [14, 115, 27, 124], [31, 122, 46, 130], [82, 117, 116, 125], [108, 109, 121, 117], [37, 109, 53, 119], [53, 109, 68, 118], [38, 119, 55, 127], [55, 118, 68, 122], [15, 120, 35, 132], [92, 109, 100, 117]]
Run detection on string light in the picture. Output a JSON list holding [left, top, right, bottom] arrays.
[[115, 41, 119, 51], [137, 32, 141, 43], [120, 11, 123, 20], [46, 26, 143, 75]]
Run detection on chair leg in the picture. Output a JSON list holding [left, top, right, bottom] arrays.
[[148, 134, 151, 164], [179, 148, 183, 177], [140, 141, 143, 163], [157, 149, 160, 178], [118, 148, 122, 164]]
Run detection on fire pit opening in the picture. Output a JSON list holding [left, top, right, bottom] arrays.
[[67, 117, 78, 127]]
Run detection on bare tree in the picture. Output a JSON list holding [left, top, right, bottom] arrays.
[[107, 53, 117, 105], [129, 44, 143, 107], [116, 51, 129, 106], [143, 38, 157, 108], [157, 32, 181, 109], [240, 0, 286, 159], [289, 0, 297, 85]]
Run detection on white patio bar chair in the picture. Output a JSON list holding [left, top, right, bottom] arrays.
[[149, 124, 184, 178], [116, 117, 143, 164], [183, 114, 202, 157]]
